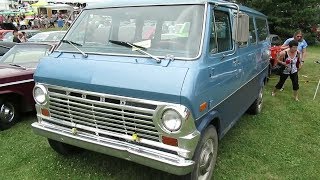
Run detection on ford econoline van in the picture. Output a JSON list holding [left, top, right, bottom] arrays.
[[32, 0, 270, 179]]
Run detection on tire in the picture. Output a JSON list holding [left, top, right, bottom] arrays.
[[247, 85, 264, 115], [0, 98, 20, 130], [183, 125, 218, 180], [48, 139, 83, 155]]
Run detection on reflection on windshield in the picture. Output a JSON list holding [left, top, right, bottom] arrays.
[[0, 45, 51, 68], [58, 5, 204, 59], [29, 31, 66, 42]]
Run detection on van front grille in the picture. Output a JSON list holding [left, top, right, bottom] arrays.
[[46, 87, 160, 141]]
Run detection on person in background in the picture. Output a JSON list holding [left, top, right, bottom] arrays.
[[281, 30, 308, 66], [13, 30, 21, 43], [33, 16, 40, 29], [19, 32, 27, 42], [272, 40, 301, 101]]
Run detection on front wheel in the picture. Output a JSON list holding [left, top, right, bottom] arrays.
[[0, 98, 19, 130], [184, 125, 218, 180], [48, 139, 83, 155]]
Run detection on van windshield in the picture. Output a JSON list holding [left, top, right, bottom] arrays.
[[58, 5, 205, 59]]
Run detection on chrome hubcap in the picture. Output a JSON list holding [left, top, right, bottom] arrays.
[[198, 139, 214, 180], [257, 88, 263, 110], [0, 103, 15, 123]]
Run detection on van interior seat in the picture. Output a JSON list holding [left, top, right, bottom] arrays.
[[217, 38, 231, 52]]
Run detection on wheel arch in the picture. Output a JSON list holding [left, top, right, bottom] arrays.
[[0, 92, 25, 112], [196, 110, 221, 139]]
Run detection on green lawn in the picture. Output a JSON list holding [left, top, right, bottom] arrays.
[[0, 46, 319, 180]]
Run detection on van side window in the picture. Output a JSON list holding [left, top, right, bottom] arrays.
[[256, 18, 268, 41], [209, 10, 232, 54], [249, 17, 256, 44]]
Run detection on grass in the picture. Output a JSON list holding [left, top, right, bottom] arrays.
[[0, 46, 320, 180]]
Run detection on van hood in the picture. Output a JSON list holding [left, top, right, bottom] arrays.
[[34, 53, 188, 103]]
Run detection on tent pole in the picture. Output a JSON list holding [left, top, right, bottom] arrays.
[[313, 78, 320, 100]]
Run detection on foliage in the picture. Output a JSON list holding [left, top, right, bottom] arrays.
[[237, 0, 320, 44]]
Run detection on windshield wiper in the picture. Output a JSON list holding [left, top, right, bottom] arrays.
[[61, 39, 88, 58], [109, 40, 161, 63], [8, 63, 27, 70]]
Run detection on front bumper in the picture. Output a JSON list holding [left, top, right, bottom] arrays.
[[32, 122, 195, 175]]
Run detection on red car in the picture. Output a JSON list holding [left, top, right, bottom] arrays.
[[0, 43, 53, 130], [0, 23, 17, 40]]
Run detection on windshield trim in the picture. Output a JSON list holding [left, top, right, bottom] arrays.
[[55, 50, 197, 60], [56, 4, 207, 61]]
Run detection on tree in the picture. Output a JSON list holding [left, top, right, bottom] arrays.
[[237, 0, 319, 44]]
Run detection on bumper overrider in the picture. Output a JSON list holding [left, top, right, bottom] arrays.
[[31, 84, 201, 175]]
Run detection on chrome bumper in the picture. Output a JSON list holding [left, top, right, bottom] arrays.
[[32, 122, 195, 175]]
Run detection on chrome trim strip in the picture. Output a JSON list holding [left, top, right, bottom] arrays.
[[32, 122, 194, 175], [196, 64, 269, 121], [0, 79, 34, 88]]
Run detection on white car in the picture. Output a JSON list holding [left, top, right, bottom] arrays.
[[28, 31, 67, 43]]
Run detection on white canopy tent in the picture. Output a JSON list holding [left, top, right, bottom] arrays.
[[0, 0, 10, 10], [47, 0, 102, 5], [43, 4, 73, 11]]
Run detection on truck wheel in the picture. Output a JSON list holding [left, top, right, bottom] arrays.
[[48, 139, 83, 155], [0, 98, 19, 130], [183, 125, 218, 180], [248, 85, 264, 115]]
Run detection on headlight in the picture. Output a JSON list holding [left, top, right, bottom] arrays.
[[33, 85, 47, 105], [162, 109, 183, 132]]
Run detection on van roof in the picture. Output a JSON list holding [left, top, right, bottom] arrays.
[[86, 0, 266, 17]]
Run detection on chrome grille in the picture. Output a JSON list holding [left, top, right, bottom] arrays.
[[46, 87, 160, 141]]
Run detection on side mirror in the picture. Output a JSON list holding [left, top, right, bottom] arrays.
[[233, 12, 249, 43]]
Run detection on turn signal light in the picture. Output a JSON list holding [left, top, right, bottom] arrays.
[[162, 136, 178, 146], [200, 102, 207, 112], [41, 108, 50, 117]]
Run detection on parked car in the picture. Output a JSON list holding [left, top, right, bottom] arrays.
[[0, 23, 17, 41], [28, 31, 67, 43], [0, 43, 53, 130], [0, 41, 16, 57], [268, 34, 283, 74], [0, 30, 14, 41], [2, 29, 41, 42], [269, 34, 282, 46]]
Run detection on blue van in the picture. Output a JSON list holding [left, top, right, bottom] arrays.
[[32, 0, 270, 179]]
